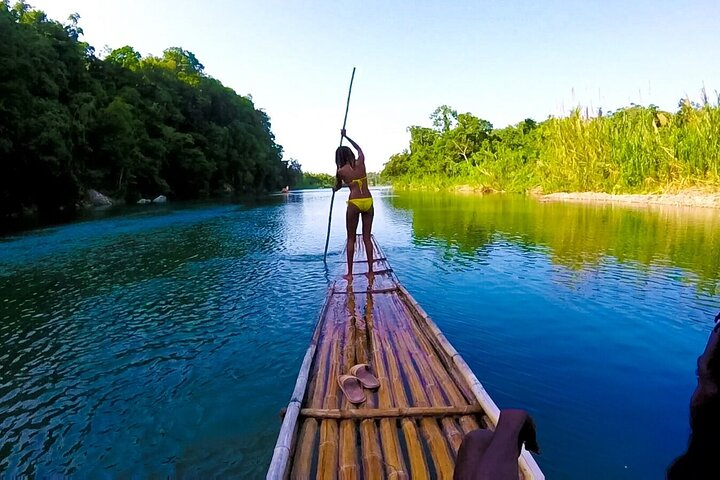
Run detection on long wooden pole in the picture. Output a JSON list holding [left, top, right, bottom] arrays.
[[323, 67, 356, 263]]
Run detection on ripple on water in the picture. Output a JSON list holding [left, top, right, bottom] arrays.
[[0, 202, 326, 476], [2, 194, 720, 479]]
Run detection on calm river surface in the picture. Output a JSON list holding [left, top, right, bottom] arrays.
[[1, 189, 719, 478]]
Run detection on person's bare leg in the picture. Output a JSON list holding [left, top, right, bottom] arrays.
[[344, 204, 360, 281], [361, 206, 375, 280]]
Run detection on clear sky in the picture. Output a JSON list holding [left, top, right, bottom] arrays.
[[29, 0, 720, 174]]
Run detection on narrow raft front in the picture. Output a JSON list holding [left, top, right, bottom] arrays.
[[267, 235, 544, 479]]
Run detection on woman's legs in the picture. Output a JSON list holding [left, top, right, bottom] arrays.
[[361, 206, 375, 279], [344, 204, 360, 280]]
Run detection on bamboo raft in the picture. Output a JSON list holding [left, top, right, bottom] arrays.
[[268, 235, 544, 479]]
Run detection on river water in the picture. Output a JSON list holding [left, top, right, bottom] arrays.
[[1, 189, 718, 478]]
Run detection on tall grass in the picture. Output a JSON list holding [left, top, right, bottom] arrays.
[[383, 95, 720, 194]]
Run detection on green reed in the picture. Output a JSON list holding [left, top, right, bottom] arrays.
[[384, 95, 720, 194]]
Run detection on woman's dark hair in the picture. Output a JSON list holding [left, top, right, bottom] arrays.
[[336, 146, 355, 168]]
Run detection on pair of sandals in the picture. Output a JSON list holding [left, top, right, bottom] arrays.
[[337, 364, 380, 404]]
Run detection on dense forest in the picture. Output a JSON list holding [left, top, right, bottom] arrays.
[[0, 2, 300, 216], [382, 98, 720, 194]]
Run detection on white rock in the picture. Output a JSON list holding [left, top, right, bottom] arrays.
[[152, 195, 167, 203], [87, 189, 112, 206]]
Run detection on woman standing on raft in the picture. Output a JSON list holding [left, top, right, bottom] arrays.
[[333, 129, 373, 281]]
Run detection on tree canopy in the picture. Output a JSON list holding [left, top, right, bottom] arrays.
[[1, 1, 298, 215]]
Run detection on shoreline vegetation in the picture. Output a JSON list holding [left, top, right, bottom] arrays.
[[1, 3, 304, 217], [381, 98, 720, 207], [293, 171, 382, 190]]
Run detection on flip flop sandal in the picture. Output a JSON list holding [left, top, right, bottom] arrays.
[[349, 363, 380, 389], [338, 374, 366, 404]]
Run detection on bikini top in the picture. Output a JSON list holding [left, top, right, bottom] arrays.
[[349, 176, 368, 193]]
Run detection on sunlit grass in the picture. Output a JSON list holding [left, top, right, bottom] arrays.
[[384, 94, 720, 194]]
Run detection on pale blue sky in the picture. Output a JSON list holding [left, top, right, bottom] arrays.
[[30, 0, 720, 174]]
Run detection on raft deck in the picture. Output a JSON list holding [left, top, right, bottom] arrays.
[[268, 236, 543, 479]]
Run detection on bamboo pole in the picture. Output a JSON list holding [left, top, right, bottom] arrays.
[[380, 333, 429, 479], [292, 290, 350, 479], [323, 67, 356, 263], [366, 293, 408, 479], [387, 329, 454, 477], [396, 285, 544, 480], [317, 335, 342, 480], [339, 296, 359, 480], [291, 419, 318, 479], [332, 286, 399, 295], [269, 287, 334, 480], [355, 291, 383, 478], [387, 294, 480, 454], [459, 415, 481, 434], [301, 405, 485, 419]]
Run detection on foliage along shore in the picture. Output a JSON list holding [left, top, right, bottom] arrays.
[[293, 171, 382, 189], [381, 96, 720, 199], [1, 2, 302, 217]]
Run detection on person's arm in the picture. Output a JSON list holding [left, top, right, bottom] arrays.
[[341, 129, 365, 164], [332, 170, 343, 192]]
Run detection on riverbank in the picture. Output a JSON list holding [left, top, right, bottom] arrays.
[[388, 184, 720, 209], [540, 190, 720, 209]]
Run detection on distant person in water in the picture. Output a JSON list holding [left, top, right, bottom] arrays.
[[333, 129, 373, 282], [667, 312, 720, 479]]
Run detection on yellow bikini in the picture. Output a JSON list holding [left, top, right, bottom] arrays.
[[346, 176, 373, 212], [347, 197, 373, 212]]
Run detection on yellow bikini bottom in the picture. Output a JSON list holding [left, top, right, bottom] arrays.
[[347, 197, 373, 212]]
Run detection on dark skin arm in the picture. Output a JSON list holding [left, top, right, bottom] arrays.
[[332, 172, 342, 192], [341, 129, 364, 164]]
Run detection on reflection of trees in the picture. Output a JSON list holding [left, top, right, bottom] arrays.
[[391, 193, 720, 293]]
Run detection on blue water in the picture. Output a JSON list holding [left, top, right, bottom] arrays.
[[0, 190, 718, 478]]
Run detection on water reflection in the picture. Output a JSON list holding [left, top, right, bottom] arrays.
[[390, 193, 720, 294], [1, 190, 719, 479]]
